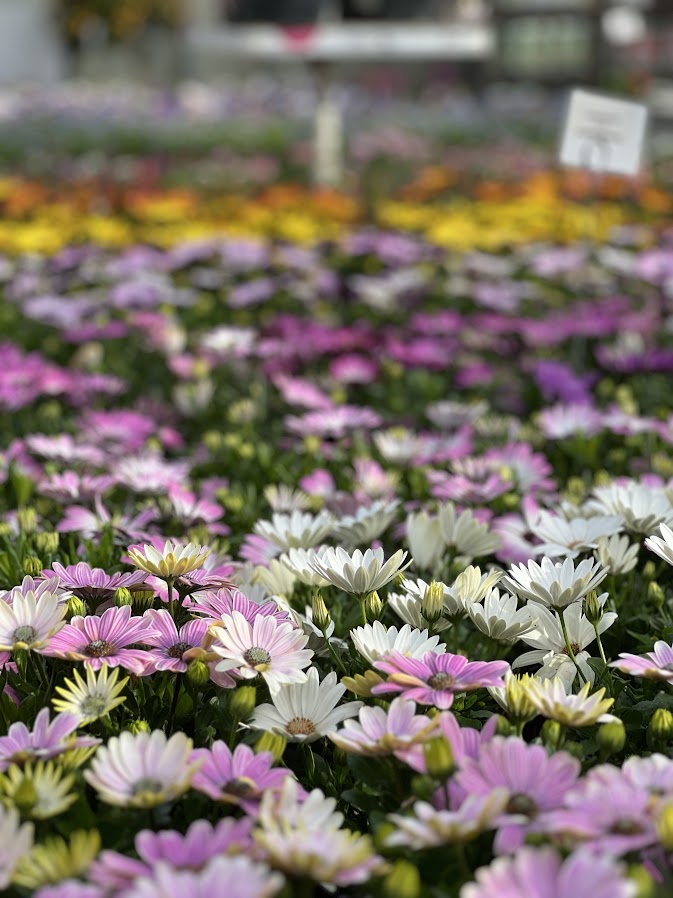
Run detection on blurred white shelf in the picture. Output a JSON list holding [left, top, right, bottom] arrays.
[[186, 22, 496, 61]]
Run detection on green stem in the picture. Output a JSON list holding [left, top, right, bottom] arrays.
[[559, 607, 586, 685], [166, 675, 183, 736], [358, 596, 367, 627], [324, 632, 348, 674], [302, 743, 316, 786], [594, 625, 608, 666], [167, 578, 175, 618], [29, 651, 46, 690]]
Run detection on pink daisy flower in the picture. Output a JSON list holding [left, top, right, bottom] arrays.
[[372, 650, 509, 710], [0, 708, 99, 772], [141, 610, 208, 674], [404, 712, 498, 776], [611, 640, 673, 682], [42, 605, 157, 676], [452, 736, 581, 853], [329, 697, 438, 762], [123, 856, 283, 898], [210, 611, 313, 690], [35, 882, 104, 898], [90, 817, 254, 894], [188, 588, 287, 625], [190, 742, 298, 813], [41, 563, 148, 607], [461, 847, 636, 898]]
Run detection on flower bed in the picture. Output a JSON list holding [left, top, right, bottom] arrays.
[[2, 87, 673, 896]]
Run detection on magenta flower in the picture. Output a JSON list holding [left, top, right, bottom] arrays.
[[452, 736, 581, 852], [141, 610, 208, 674], [0, 708, 99, 772], [189, 588, 287, 624], [190, 742, 297, 813], [542, 777, 657, 855], [373, 650, 509, 710], [611, 640, 673, 682], [461, 847, 636, 898], [42, 605, 156, 676], [330, 697, 438, 761], [42, 563, 148, 605], [35, 883, 104, 898], [120, 856, 283, 898], [90, 817, 253, 893]]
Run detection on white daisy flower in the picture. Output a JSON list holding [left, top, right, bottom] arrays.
[[405, 510, 444, 572], [210, 611, 313, 691], [263, 484, 313, 513], [350, 621, 446, 665], [437, 502, 500, 560], [249, 668, 362, 743], [309, 547, 410, 597], [466, 588, 535, 643], [0, 806, 33, 890], [387, 583, 451, 634], [332, 500, 399, 550], [252, 560, 296, 600], [588, 480, 673, 534], [279, 547, 331, 588], [254, 511, 335, 550], [524, 676, 614, 727], [512, 600, 616, 687], [503, 556, 607, 611], [645, 522, 673, 567], [531, 511, 623, 559], [127, 541, 210, 579], [373, 428, 421, 464], [594, 533, 639, 575], [0, 590, 65, 652]]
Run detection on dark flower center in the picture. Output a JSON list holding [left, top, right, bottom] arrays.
[[428, 672, 455, 690], [610, 819, 644, 836], [506, 793, 538, 817], [224, 777, 257, 798], [13, 626, 37, 644], [562, 643, 582, 656], [85, 639, 114, 658], [243, 647, 271, 666], [286, 716, 317, 736], [167, 641, 191, 659]]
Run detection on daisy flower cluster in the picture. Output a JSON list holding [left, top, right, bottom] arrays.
[[2, 83, 673, 898]]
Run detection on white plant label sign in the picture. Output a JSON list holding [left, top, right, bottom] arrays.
[[559, 89, 648, 176]]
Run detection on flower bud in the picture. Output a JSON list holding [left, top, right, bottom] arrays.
[[421, 580, 445, 625], [541, 719, 563, 748], [422, 735, 454, 779], [34, 531, 59, 556], [114, 587, 133, 608], [311, 591, 331, 632], [22, 556, 42, 577], [647, 582, 665, 611], [127, 720, 152, 735], [13, 773, 37, 813], [584, 590, 603, 625], [229, 686, 257, 721], [254, 732, 286, 763], [410, 775, 436, 802], [341, 671, 384, 698], [186, 660, 210, 688], [597, 719, 626, 757], [66, 595, 87, 619], [641, 560, 657, 582], [563, 740, 584, 760], [656, 802, 673, 851], [493, 714, 515, 737], [626, 864, 655, 898], [648, 708, 673, 750], [382, 860, 421, 898], [505, 674, 537, 727], [132, 589, 156, 611], [16, 507, 37, 534], [365, 591, 384, 622], [0, 522, 11, 539]]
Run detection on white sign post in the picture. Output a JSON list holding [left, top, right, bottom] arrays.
[[559, 88, 648, 177]]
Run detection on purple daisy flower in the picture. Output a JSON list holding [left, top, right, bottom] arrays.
[[190, 741, 298, 814], [188, 588, 287, 624], [452, 736, 581, 853], [90, 817, 254, 893], [141, 610, 208, 674], [0, 708, 99, 772], [42, 605, 157, 676], [611, 640, 673, 682], [372, 650, 509, 710], [461, 847, 636, 898], [121, 856, 283, 898], [42, 563, 148, 607]]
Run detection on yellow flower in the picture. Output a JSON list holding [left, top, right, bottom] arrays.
[[12, 830, 101, 889], [52, 664, 129, 724], [127, 540, 210, 579], [524, 677, 614, 728], [0, 761, 77, 819]]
